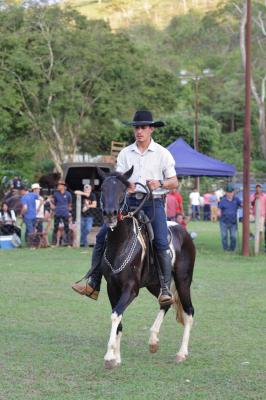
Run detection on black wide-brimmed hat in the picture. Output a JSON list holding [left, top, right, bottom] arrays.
[[122, 110, 165, 128]]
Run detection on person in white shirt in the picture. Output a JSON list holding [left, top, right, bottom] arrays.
[[31, 183, 45, 233], [72, 110, 178, 306], [189, 188, 201, 220]]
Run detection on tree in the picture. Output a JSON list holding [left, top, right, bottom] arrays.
[[0, 3, 179, 176], [217, 0, 266, 159], [238, 0, 266, 158]]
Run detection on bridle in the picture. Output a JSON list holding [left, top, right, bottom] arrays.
[[100, 176, 154, 224]]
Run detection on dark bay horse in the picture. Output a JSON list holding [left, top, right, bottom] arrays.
[[98, 167, 196, 369]]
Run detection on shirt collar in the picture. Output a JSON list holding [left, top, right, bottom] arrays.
[[131, 138, 156, 153]]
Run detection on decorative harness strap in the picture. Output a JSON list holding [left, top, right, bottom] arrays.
[[104, 216, 145, 274]]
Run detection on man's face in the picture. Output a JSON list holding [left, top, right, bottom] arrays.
[[256, 186, 262, 194], [58, 184, 65, 192], [134, 125, 154, 143], [226, 191, 234, 200]]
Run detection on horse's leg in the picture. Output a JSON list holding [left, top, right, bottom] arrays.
[[146, 286, 170, 353], [148, 308, 166, 353], [104, 283, 138, 369], [176, 310, 193, 363], [113, 322, 122, 366], [173, 245, 195, 363], [104, 312, 123, 369]]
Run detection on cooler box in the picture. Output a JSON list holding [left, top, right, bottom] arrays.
[[0, 235, 15, 250]]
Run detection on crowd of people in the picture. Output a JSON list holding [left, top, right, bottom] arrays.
[[0, 178, 97, 249], [166, 183, 266, 253], [1, 161, 266, 254], [1, 175, 266, 254]]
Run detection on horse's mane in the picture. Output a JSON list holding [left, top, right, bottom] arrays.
[[104, 171, 130, 188]]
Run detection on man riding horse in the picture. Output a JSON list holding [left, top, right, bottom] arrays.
[[72, 110, 178, 306]]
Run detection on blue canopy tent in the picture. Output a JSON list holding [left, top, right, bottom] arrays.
[[167, 138, 236, 177]]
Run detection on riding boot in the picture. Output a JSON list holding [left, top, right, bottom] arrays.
[[71, 240, 104, 300], [156, 249, 174, 306]]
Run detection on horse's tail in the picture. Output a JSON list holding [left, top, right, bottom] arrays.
[[170, 282, 184, 325]]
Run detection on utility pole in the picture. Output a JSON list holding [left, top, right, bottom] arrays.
[[194, 78, 200, 151], [242, 0, 252, 256], [179, 69, 213, 190]]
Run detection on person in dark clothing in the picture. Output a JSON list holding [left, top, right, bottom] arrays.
[[75, 184, 97, 247], [20, 185, 40, 245], [12, 176, 22, 190], [218, 184, 241, 251], [51, 181, 72, 246]]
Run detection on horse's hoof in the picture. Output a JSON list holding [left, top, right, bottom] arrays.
[[104, 359, 118, 369], [175, 354, 188, 363], [149, 343, 159, 353]]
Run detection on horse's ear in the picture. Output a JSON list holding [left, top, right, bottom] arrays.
[[97, 167, 107, 180], [123, 166, 134, 181]]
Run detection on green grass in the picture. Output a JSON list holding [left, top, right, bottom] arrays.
[[0, 222, 265, 400]]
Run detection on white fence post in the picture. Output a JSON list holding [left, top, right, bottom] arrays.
[[75, 194, 81, 248]]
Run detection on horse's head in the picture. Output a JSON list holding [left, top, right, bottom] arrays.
[[98, 166, 134, 229]]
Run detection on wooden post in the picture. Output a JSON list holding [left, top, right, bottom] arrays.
[[254, 198, 261, 255], [242, 0, 252, 256], [75, 194, 81, 248]]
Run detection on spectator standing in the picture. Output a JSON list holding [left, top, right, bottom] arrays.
[[218, 184, 241, 252], [52, 181, 72, 246], [75, 184, 97, 247], [166, 191, 178, 221], [203, 191, 211, 221], [251, 183, 266, 245], [32, 183, 44, 233], [265, 216, 266, 253], [172, 188, 183, 214], [43, 195, 53, 239], [20, 185, 39, 245], [12, 176, 22, 190], [189, 188, 201, 220], [209, 190, 218, 222]]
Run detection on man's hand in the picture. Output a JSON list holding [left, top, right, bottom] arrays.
[[147, 180, 161, 191]]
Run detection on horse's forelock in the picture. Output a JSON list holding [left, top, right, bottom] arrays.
[[104, 172, 130, 188]]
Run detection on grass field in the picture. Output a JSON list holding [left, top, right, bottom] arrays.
[[0, 222, 265, 400]]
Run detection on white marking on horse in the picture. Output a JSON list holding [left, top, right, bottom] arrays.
[[148, 309, 165, 353], [176, 312, 193, 362], [114, 331, 122, 366], [104, 312, 122, 368]]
